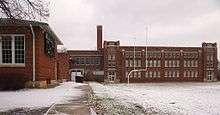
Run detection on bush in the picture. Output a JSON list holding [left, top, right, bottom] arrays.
[[0, 75, 28, 90]]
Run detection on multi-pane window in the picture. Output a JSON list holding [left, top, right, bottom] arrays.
[[184, 70, 198, 77], [0, 35, 25, 65], [74, 57, 100, 65], [108, 55, 115, 60], [145, 71, 160, 78], [165, 60, 180, 67], [2, 36, 12, 63], [146, 60, 161, 67], [80, 57, 85, 64], [14, 36, 25, 63], [108, 71, 116, 81], [165, 70, 180, 77], [86, 57, 90, 64], [95, 57, 100, 65], [75, 57, 80, 64], [184, 60, 198, 67]]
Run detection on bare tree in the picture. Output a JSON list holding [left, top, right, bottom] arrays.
[[0, 0, 49, 21]]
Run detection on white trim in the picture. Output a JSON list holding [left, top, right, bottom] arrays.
[[12, 36, 15, 64], [30, 24, 36, 82], [0, 34, 25, 67], [0, 64, 25, 67]]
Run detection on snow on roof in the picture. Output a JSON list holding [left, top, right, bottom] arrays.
[[0, 18, 63, 45]]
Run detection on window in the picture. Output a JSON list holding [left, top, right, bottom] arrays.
[[138, 72, 141, 78], [44, 33, 55, 57], [145, 71, 149, 78], [157, 60, 161, 67], [138, 60, 141, 67], [134, 71, 137, 78], [125, 60, 129, 67], [165, 61, 168, 67], [195, 61, 198, 67], [149, 71, 152, 77], [129, 60, 132, 67], [157, 71, 161, 77], [90, 57, 95, 65], [108, 55, 115, 60], [149, 60, 152, 67], [95, 57, 100, 65], [176, 60, 180, 67], [0, 35, 25, 65], [108, 71, 116, 81], [80, 57, 85, 64], [165, 71, 168, 77], [86, 57, 90, 65], [75, 57, 80, 64], [207, 71, 213, 80], [2, 36, 12, 63], [134, 60, 137, 67], [153, 60, 157, 67]]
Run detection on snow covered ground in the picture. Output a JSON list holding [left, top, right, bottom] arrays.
[[0, 82, 86, 112], [89, 82, 220, 115]]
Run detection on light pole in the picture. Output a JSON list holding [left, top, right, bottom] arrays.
[[127, 26, 149, 85], [127, 37, 136, 85]]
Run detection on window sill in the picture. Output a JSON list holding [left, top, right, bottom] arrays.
[[0, 64, 25, 67]]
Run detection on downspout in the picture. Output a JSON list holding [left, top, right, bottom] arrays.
[[30, 24, 36, 84]]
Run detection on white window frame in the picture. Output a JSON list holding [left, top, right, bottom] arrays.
[[0, 34, 25, 67]]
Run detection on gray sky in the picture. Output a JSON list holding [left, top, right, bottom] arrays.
[[48, 0, 220, 59]]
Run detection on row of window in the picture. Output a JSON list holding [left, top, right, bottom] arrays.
[[124, 50, 200, 59], [125, 59, 142, 67], [183, 52, 199, 59], [164, 70, 180, 77], [125, 51, 142, 58], [145, 71, 161, 78], [108, 61, 116, 67], [165, 60, 180, 67], [184, 71, 198, 77], [74, 57, 100, 65], [164, 52, 180, 59], [0, 35, 25, 64], [184, 60, 198, 67], [147, 51, 162, 58], [146, 60, 161, 67], [125, 71, 142, 78], [124, 70, 200, 78], [207, 55, 214, 61], [108, 55, 116, 60], [125, 60, 200, 68]]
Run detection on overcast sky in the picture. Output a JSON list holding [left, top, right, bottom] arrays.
[[48, 0, 220, 59]]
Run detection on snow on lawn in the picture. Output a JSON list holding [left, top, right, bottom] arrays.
[[89, 82, 220, 115], [0, 82, 86, 112]]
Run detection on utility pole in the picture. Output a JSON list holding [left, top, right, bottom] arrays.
[[146, 26, 148, 70], [134, 37, 136, 73]]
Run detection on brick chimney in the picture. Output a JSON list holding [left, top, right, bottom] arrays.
[[97, 25, 102, 50]]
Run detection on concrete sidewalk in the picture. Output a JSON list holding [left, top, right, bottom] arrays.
[[47, 84, 94, 115]]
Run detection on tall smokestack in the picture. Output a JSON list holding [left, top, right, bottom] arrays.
[[97, 25, 102, 50]]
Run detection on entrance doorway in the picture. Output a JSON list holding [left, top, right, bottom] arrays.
[[108, 71, 116, 82], [70, 69, 84, 82], [207, 70, 214, 81]]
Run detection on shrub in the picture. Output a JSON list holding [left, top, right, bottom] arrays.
[[0, 74, 28, 90]]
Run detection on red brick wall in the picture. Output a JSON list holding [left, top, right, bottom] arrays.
[[0, 26, 58, 83], [117, 46, 216, 83], [34, 27, 57, 83], [57, 52, 70, 80], [0, 26, 33, 80]]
